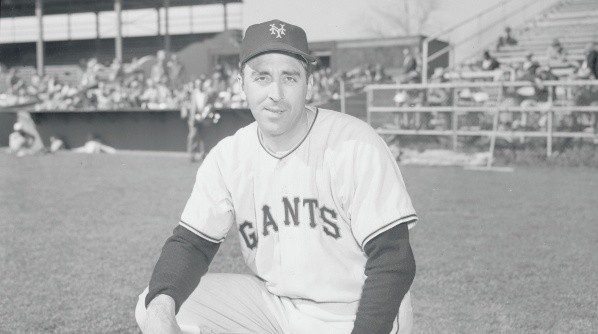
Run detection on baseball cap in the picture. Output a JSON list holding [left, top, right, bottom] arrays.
[[240, 19, 317, 65]]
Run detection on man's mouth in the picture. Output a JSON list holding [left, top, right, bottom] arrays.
[[265, 107, 285, 114]]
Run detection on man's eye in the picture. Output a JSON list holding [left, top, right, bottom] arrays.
[[285, 76, 298, 83]]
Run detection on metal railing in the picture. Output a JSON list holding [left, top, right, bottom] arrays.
[[366, 80, 598, 157]]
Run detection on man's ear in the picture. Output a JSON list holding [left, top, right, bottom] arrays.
[[306, 73, 314, 101], [237, 73, 246, 100]]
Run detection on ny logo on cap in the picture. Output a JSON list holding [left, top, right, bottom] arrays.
[[269, 23, 286, 38]]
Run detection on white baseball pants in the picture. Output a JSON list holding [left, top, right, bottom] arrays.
[[136, 273, 413, 334]]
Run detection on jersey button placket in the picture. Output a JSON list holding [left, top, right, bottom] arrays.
[[277, 159, 294, 278]]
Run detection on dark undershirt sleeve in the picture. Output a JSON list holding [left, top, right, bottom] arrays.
[[352, 223, 416, 334], [145, 225, 220, 314]]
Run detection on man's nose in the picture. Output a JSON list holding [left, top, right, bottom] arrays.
[[268, 80, 283, 102]]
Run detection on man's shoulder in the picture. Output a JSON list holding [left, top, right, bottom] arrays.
[[316, 108, 378, 137], [212, 121, 258, 154], [313, 108, 385, 149]]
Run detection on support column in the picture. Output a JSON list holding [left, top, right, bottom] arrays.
[[157, 7, 161, 36], [164, 0, 171, 53], [95, 11, 100, 58], [114, 0, 123, 62], [223, 0, 228, 31], [67, 0, 72, 40], [189, 5, 194, 33], [35, 0, 44, 76]]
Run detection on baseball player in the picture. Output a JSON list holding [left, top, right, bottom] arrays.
[[136, 19, 418, 334]]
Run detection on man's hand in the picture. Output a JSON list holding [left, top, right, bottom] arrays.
[[141, 294, 182, 334]]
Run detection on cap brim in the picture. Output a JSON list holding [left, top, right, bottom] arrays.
[[241, 42, 317, 65]]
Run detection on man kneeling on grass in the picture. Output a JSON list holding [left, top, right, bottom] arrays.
[[136, 19, 418, 334]]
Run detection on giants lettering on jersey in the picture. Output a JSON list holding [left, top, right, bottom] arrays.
[[239, 196, 341, 249]]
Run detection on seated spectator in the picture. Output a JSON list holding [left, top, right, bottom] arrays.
[[73, 134, 116, 154], [109, 58, 124, 85], [481, 50, 500, 71], [533, 66, 558, 102], [80, 58, 106, 88], [546, 38, 568, 63], [167, 54, 185, 89], [400, 48, 419, 83], [7, 122, 35, 157], [578, 42, 598, 79], [427, 67, 450, 106], [151, 50, 169, 85], [496, 26, 518, 51], [372, 63, 387, 83], [520, 52, 540, 80]]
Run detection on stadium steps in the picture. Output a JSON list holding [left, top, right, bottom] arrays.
[[497, 43, 590, 52], [544, 9, 598, 19], [496, 54, 585, 64], [479, 0, 598, 68], [493, 49, 587, 60], [534, 17, 598, 27], [517, 35, 598, 44]]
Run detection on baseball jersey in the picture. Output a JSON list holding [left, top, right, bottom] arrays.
[[180, 107, 417, 303]]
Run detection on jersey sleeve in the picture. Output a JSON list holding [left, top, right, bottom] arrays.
[[346, 131, 417, 250], [179, 147, 234, 243]]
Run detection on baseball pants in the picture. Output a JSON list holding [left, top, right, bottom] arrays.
[[136, 273, 413, 334]]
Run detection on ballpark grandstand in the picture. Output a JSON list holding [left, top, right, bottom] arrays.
[[1, 0, 598, 166]]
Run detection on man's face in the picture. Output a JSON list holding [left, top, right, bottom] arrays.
[[241, 52, 313, 139]]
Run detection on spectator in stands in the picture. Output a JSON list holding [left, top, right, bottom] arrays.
[[372, 63, 387, 83], [546, 38, 568, 63], [126, 77, 144, 108], [140, 79, 160, 108], [427, 67, 451, 105], [80, 58, 105, 88], [496, 26, 518, 51], [481, 50, 500, 71], [520, 52, 540, 80], [168, 54, 185, 89], [400, 48, 419, 83], [151, 50, 169, 85], [6, 122, 35, 157], [94, 81, 112, 110], [425, 67, 451, 129], [109, 58, 124, 85], [581, 42, 598, 79], [6, 68, 24, 94]]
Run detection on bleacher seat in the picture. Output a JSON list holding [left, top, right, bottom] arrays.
[[493, 0, 598, 69]]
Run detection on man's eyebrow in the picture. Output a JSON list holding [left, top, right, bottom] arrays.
[[282, 70, 301, 76], [250, 70, 271, 76]]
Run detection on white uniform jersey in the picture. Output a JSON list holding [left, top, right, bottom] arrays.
[[180, 107, 417, 303]]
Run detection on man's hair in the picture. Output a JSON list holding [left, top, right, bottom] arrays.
[[239, 51, 314, 81]]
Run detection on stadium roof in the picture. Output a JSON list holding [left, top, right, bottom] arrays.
[[0, 0, 242, 18]]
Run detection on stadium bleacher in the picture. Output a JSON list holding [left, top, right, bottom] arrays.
[[494, 0, 598, 67]]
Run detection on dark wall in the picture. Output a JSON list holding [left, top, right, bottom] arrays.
[[2, 109, 254, 152], [428, 39, 450, 76], [0, 112, 18, 147]]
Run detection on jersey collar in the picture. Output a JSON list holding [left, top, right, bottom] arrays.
[[257, 107, 319, 160]]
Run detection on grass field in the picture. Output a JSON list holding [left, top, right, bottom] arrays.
[[1, 152, 597, 334]]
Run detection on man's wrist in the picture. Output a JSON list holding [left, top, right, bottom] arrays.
[[146, 294, 176, 318]]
